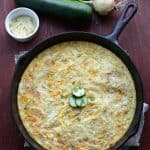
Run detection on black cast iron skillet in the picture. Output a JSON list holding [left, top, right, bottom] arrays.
[[11, 2, 144, 150]]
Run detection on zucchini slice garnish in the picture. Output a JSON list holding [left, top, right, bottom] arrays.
[[76, 96, 88, 107], [69, 96, 77, 107], [72, 87, 85, 97]]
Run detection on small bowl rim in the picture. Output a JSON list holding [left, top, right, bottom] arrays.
[[5, 7, 40, 41]]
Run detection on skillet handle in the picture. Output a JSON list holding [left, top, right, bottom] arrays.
[[105, 2, 138, 44]]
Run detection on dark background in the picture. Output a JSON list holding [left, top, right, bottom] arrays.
[[0, 0, 149, 149]]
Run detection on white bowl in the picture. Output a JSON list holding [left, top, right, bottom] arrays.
[[5, 7, 40, 42]]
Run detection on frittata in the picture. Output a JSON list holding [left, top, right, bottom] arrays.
[[18, 41, 136, 150]]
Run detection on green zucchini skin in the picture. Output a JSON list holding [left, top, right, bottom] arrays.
[[16, 0, 93, 24]]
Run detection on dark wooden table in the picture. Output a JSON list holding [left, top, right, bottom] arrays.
[[0, 0, 150, 150]]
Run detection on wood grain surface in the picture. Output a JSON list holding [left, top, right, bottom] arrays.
[[0, 0, 149, 150]]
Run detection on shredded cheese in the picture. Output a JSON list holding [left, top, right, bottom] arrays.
[[9, 15, 36, 37]]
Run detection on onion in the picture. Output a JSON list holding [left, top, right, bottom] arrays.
[[93, 0, 115, 15], [84, 0, 115, 15]]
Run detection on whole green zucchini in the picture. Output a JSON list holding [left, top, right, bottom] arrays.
[[16, 0, 93, 24]]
